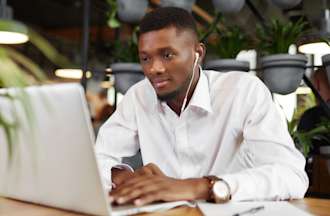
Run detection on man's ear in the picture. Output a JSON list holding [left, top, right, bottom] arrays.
[[196, 42, 206, 64]]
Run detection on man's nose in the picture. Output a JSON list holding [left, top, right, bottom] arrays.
[[150, 59, 165, 74]]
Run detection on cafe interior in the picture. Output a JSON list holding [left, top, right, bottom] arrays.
[[1, 0, 330, 215]]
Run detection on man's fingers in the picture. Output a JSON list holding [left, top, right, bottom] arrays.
[[135, 163, 165, 176], [114, 182, 162, 205], [111, 168, 134, 186], [146, 163, 165, 176], [111, 175, 162, 199], [134, 191, 163, 206]]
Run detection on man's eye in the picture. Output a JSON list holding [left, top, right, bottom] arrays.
[[164, 53, 174, 59], [140, 57, 150, 63]]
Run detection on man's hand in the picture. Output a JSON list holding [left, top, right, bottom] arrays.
[[111, 167, 135, 187], [111, 163, 165, 187], [110, 164, 209, 206]]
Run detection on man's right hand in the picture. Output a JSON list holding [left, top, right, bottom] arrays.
[[111, 163, 165, 187]]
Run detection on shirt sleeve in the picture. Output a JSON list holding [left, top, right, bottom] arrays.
[[221, 78, 309, 201], [95, 89, 140, 190]]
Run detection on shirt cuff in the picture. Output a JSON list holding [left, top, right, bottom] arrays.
[[110, 163, 134, 190], [112, 164, 134, 173]]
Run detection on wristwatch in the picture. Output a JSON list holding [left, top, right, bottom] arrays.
[[204, 175, 231, 203]]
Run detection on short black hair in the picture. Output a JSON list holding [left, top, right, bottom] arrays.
[[139, 7, 198, 38]]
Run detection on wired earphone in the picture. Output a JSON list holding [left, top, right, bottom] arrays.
[[180, 52, 199, 115]]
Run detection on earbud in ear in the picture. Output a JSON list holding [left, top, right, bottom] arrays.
[[194, 53, 199, 65]]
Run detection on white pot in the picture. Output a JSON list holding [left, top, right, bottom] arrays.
[[212, 0, 245, 13], [204, 59, 250, 72], [271, 0, 302, 10], [160, 0, 196, 12], [260, 54, 307, 95], [111, 63, 144, 94], [117, 0, 148, 23]]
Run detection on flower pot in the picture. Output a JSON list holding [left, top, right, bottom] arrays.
[[204, 59, 250, 72], [160, 0, 196, 12], [260, 54, 307, 95], [211, 0, 245, 13], [111, 63, 145, 94], [321, 54, 330, 86], [271, 0, 302, 9], [320, 146, 330, 175], [116, 0, 148, 23]]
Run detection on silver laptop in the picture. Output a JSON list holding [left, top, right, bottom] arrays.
[[0, 83, 191, 216]]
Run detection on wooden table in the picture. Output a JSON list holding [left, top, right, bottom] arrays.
[[1, 197, 330, 216]]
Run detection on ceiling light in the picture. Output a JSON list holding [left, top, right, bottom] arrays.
[[295, 86, 312, 95], [55, 69, 92, 79], [0, 3, 29, 44], [298, 42, 330, 55]]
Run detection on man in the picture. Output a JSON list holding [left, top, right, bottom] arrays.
[[96, 7, 308, 206]]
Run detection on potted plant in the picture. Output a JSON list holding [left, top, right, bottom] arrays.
[[204, 25, 250, 72], [107, 27, 144, 95], [289, 117, 330, 158], [257, 18, 308, 95]]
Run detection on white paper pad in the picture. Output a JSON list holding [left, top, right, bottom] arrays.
[[197, 201, 312, 216], [112, 200, 195, 216]]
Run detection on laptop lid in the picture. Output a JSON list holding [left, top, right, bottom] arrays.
[[0, 83, 110, 215]]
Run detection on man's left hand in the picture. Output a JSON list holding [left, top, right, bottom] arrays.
[[110, 174, 209, 206]]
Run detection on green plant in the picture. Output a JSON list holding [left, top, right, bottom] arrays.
[[289, 118, 330, 157], [0, 26, 72, 161], [199, 13, 250, 59], [106, 0, 121, 28], [256, 18, 308, 55], [288, 97, 330, 158], [210, 26, 250, 58], [109, 26, 139, 62]]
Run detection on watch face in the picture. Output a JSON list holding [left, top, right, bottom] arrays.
[[213, 180, 229, 199]]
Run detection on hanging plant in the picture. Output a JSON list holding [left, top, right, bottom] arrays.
[[256, 18, 308, 55], [210, 26, 250, 59], [256, 18, 310, 94], [202, 15, 250, 72], [109, 26, 140, 63]]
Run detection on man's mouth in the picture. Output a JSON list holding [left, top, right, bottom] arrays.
[[152, 78, 170, 89]]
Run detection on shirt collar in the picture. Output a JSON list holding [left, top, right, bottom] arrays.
[[189, 68, 213, 113], [150, 68, 213, 114]]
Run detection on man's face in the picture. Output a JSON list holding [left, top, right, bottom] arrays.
[[138, 26, 197, 101]]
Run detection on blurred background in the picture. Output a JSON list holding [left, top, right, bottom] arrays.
[[1, 0, 330, 198]]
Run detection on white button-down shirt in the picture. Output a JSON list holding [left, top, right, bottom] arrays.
[[95, 70, 308, 201]]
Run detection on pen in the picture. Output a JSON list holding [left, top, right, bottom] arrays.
[[232, 205, 265, 216]]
